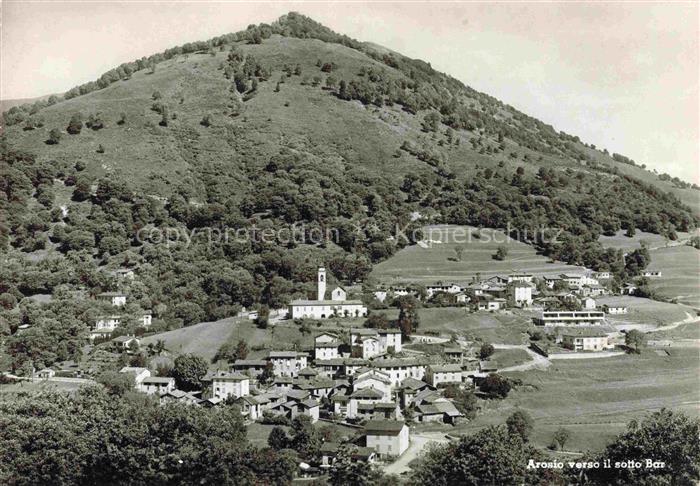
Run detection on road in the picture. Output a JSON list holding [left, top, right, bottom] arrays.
[[383, 431, 451, 475]]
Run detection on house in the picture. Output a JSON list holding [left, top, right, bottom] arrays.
[[544, 276, 563, 289], [353, 369, 393, 401], [475, 296, 505, 311], [416, 399, 462, 424], [347, 387, 387, 419], [235, 395, 263, 420], [426, 364, 463, 387], [426, 283, 463, 298], [231, 359, 268, 377], [206, 371, 250, 400], [112, 268, 135, 280], [97, 292, 127, 306], [594, 271, 611, 280], [111, 335, 140, 350], [512, 282, 534, 306], [297, 398, 320, 423], [289, 268, 368, 319], [320, 443, 376, 468], [622, 283, 637, 295], [160, 389, 200, 406], [35, 368, 55, 380], [399, 377, 434, 407], [508, 273, 534, 283], [268, 351, 308, 377], [372, 357, 429, 386], [580, 285, 606, 297], [364, 420, 409, 457], [582, 297, 597, 310], [95, 315, 122, 331], [119, 366, 151, 386], [443, 346, 464, 363], [139, 376, 175, 395], [350, 328, 402, 359], [314, 332, 341, 360], [535, 310, 606, 326], [560, 274, 585, 288], [603, 305, 628, 315], [642, 271, 662, 278], [373, 290, 388, 303], [560, 328, 612, 352]]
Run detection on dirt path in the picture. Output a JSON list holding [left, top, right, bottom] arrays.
[[494, 344, 551, 372], [383, 432, 450, 475]]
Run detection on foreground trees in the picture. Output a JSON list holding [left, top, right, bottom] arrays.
[[0, 387, 296, 485]]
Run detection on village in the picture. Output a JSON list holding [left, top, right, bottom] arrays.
[[18, 261, 674, 476]]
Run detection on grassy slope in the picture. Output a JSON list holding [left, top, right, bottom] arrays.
[[646, 246, 700, 308], [448, 348, 700, 452], [5, 35, 697, 217], [371, 224, 587, 284]]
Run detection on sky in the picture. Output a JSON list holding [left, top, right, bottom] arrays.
[[2, 1, 698, 183]]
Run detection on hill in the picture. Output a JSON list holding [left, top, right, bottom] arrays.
[[1, 12, 699, 371]]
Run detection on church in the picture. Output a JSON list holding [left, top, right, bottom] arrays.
[[289, 268, 368, 319]]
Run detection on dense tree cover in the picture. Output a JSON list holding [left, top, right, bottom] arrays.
[[171, 354, 209, 391], [0, 387, 296, 485], [411, 425, 561, 485], [587, 409, 700, 485], [506, 410, 534, 442]]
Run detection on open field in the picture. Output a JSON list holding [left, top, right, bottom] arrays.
[[646, 245, 700, 308], [490, 348, 532, 368], [371, 225, 588, 284], [0, 379, 85, 395], [595, 295, 693, 329], [449, 348, 700, 452], [598, 229, 695, 253]]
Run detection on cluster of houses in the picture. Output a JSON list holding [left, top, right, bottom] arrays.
[[115, 326, 497, 462], [89, 269, 154, 341], [374, 271, 622, 312]]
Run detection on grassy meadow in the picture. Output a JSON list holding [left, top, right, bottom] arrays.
[[646, 245, 700, 308], [371, 224, 587, 284], [447, 347, 700, 452]]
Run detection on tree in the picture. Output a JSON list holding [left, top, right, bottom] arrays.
[[552, 427, 570, 451], [625, 329, 647, 354], [290, 415, 319, 459], [454, 244, 467, 261], [625, 220, 636, 237], [96, 371, 134, 396], [159, 107, 169, 127], [47, 129, 62, 145], [396, 295, 420, 338], [479, 343, 495, 359], [256, 305, 270, 329], [171, 354, 208, 391], [411, 425, 560, 485], [589, 409, 700, 485], [267, 426, 289, 450], [200, 114, 212, 127], [443, 385, 478, 419], [493, 245, 508, 261], [421, 111, 441, 132], [66, 114, 83, 134], [479, 374, 511, 399], [364, 313, 389, 329], [506, 410, 534, 442], [96, 144, 105, 154], [258, 361, 274, 384], [330, 445, 383, 486], [117, 112, 126, 125]]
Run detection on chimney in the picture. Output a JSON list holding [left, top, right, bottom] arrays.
[[317, 267, 326, 301]]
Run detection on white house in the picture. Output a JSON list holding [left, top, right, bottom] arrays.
[[289, 268, 367, 319], [97, 292, 127, 307], [209, 371, 250, 400], [353, 369, 393, 401], [512, 282, 533, 306], [582, 297, 597, 310], [119, 366, 151, 386], [560, 328, 612, 351], [314, 332, 341, 360], [594, 271, 611, 280], [426, 283, 463, 298], [603, 305, 628, 315], [426, 364, 463, 387], [268, 351, 308, 377], [642, 271, 662, 278], [350, 328, 402, 359], [372, 358, 428, 386], [364, 420, 409, 457], [139, 376, 175, 395], [508, 273, 534, 283]]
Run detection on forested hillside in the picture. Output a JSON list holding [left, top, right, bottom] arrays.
[[1, 12, 698, 371]]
